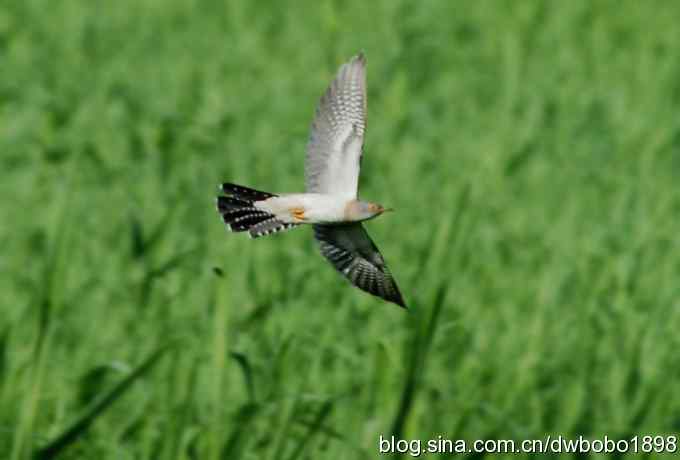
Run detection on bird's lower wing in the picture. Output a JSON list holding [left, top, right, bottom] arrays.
[[313, 223, 406, 308]]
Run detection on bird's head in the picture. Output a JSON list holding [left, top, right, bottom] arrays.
[[354, 201, 393, 221]]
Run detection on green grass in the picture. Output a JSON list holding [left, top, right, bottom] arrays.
[[2, 0, 680, 458]]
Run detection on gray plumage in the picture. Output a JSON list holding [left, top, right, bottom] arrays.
[[314, 224, 405, 308], [305, 53, 366, 197], [216, 53, 407, 308], [305, 53, 406, 308]]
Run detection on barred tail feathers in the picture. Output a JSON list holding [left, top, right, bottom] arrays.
[[217, 184, 298, 238], [221, 183, 275, 202]]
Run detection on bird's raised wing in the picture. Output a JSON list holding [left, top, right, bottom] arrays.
[[305, 54, 366, 197], [313, 223, 406, 308]]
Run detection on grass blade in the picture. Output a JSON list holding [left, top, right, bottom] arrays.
[[230, 351, 256, 403], [220, 402, 260, 459], [33, 344, 173, 460], [0, 328, 7, 382], [390, 283, 448, 446], [285, 400, 334, 460]]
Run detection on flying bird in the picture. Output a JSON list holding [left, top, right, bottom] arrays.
[[216, 53, 406, 308]]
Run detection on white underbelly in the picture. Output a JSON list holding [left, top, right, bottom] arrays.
[[255, 193, 350, 224]]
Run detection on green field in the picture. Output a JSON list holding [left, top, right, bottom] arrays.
[[2, 0, 680, 458]]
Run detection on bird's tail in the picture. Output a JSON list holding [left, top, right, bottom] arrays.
[[217, 183, 298, 238]]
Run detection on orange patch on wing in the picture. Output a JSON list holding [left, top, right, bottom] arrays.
[[291, 207, 306, 222]]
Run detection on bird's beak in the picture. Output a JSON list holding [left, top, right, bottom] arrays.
[[383, 207, 395, 213]]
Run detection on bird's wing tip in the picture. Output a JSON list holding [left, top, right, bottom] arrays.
[[393, 297, 408, 309]]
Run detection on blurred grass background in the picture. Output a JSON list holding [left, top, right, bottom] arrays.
[[2, 0, 680, 458]]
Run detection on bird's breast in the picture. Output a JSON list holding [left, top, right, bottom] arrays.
[[302, 195, 354, 224]]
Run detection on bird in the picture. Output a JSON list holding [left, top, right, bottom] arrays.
[[216, 53, 406, 308]]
